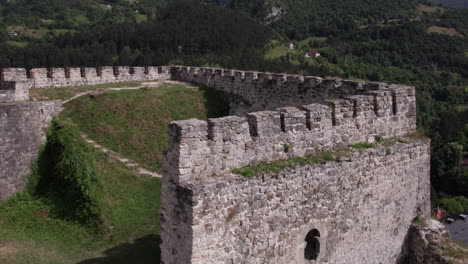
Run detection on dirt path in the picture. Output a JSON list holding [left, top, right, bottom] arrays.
[[63, 81, 164, 104], [64, 80, 198, 178], [82, 134, 161, 178]]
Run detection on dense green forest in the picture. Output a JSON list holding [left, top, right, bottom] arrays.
[[0, 0, 467, 212]]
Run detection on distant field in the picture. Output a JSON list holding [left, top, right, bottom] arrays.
[[427, 26, 464, 37], [265, 45, 289, 59], [135, 13, 148, 23], [6, 26, 48, 39], [6, 25, 76, 39], [39, 19, 54, 25], [74, 14, 91, 25], [417, 4, 445, 13], [4, 40, 27, 47]]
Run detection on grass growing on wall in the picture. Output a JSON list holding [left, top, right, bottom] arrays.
[[61, 83, 230, 173], [0, 122, 162, 263], [232, 150, 341, 178]]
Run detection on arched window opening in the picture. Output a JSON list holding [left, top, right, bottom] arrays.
[[304, 229, 320, 261]]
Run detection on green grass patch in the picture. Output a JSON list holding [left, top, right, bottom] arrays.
[[61, 83, 229, 173], [135, 13, 148, 23], [0, 129, 162, 263], [232, 150, 341, 178], [40, 19, 55, 25], [265, 45, 289, 59], [30, 81, 143, 101], [4, 40, 28, 47], [74, 15, 91, 25], [350, 142, 376, 149]]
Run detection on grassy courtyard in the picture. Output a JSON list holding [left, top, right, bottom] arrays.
[[0, 82, 229, 263]]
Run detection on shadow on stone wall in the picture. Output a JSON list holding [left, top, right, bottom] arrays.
[[78, 235, 160, 264], [199, 87, 231, 118]]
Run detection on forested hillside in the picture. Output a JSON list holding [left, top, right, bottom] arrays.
[[0, 0, 467, 212]]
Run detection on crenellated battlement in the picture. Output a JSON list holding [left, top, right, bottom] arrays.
[[161, 68, 426, 264], [163, 89, 416, 184], [163, 67, 416, 184], [0, 66, 171, 91], [0, 64, 429, 263], [170, 66, 416, 116]]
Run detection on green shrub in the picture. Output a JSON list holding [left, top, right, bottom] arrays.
[[350, 142, 375, 149], [454, 196, 468, 211], [440, 197, 466, 215], [28, 120, 105, 232]]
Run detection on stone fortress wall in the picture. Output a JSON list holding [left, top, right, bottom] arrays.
[[161, 140, 430, 264], [166, 66, 417, 182], [0, 101, 62, 200], [0, 65, 430, 263], [0, 66, 171, 102], [0, 66, 171, 200], [161, 67, 429, 263]]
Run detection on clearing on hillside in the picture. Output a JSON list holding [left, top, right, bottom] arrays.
[[427, 26, 464, 37]]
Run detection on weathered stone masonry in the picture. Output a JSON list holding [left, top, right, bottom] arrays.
[[161, 67, 429, 263], [0, 66, 171, 200], [0, 65, 430, 263], [161, 139, 430, 264], [1, 66, 171, 91], [171, 66, 417, 117], [0, 101, 62, 200]]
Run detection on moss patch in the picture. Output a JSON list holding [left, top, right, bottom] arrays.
[[232, 150, 343, 178]]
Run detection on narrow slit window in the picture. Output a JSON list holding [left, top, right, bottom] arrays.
[[304, 229, 320, 261]]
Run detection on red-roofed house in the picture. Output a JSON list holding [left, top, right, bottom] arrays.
[[432, 208, 446, 220], [305, 50, 321, 58]]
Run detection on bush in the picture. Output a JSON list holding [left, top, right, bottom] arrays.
[[27, 120, 105, 232], [439, 196, 467, 215]]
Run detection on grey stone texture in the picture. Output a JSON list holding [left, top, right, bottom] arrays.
[[0, 65, 431, 263], [161, 140, 431, 264], [398, 219, 466, 264], [170, 66, 417, 117], [162, 95, 416, 183], [0, 66, 171, 90], [0, 81, 28, 102], [161, 67, 429, 263], [0, 101, 62, 200]]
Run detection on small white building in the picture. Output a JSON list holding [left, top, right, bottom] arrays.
[[285, 43, 295, 50], [8, 32, 18, 37]]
